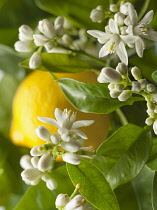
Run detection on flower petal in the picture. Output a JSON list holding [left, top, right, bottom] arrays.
[[99, 43, 110, 57], [87, 30, 111, 40], [121, 35, 138, 43], [138, 10, 154, 25], [54, 108, 63, 124], [128, 3, 138, 25], [73, 130, 88, 139], [142, 30, 157, 41], [109, 19, 119, 34], [135, 38, 145, 57], [72, 120, 94, 129], [37, 117, 60, 127], [117, 41, 128, 65]]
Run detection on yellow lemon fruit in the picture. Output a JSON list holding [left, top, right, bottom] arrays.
[[10, 70, 110, 149]]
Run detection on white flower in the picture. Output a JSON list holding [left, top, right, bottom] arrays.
[[88, 19, 137, 65], [61, 140, 83, 153], [38, 108, 94, 139], [38, 19, 56, 39], [126, 4, 157, 57], [33, 34, 49, 46], [55, 194, 70, 208], [29, 52, 41, 69], [65, 195, 89, 210]]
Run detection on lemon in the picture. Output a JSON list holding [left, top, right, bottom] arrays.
[[10, 70, 110, 149]]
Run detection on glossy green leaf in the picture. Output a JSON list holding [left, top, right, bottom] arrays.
[[147, 138, 157, 170], [94, 124, 152, 189], [35, 0, 108, 30], [67, 159, 120, 210], [58, 78, 144, 114], [152, 171, 157, 209], [20, 53, 92, 73]]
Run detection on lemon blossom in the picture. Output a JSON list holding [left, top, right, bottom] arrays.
[[88, 19, 137, 65]]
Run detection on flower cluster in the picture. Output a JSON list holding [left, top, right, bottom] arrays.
[[15, 17, 65, 69], [88, 2, 157, 65], [98, 62, 157, 135], [20, 108, 94, 190]]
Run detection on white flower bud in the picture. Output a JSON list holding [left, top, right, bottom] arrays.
[[55, 24, 64, 36], [41, 173, 51, 182], [62, 153, 81, 165], [120, 26, 128, 35], [131, 81, 141, 92], [118, 90, 132, 101], [147, 83, 156, 92], [62, 34, 73, 45], [58, 127, 69, 135], [54, 16, 64, 28], [20, 155, 33, 169], [19, 25, 33, 41], [33, 34, 48, 46], [50, 133, 60, 145], [31, 157, 39, 168], [110, 4, 118, 12], [36, 125, 50, 141], [29, 53, 41, 69], [108, 83, 115, 91], [14, 40, 33, 52], [145, 117, 154, 125], [30, 145, 44, 156], [115, 84, 124, 92], [65, 195, 84, 210], [30, 179, 40, 185], [120, 2, 131, 15], [97, 74, 107, 83], [153, 120, 157, 135], [153, 93, 157, 103], [114, 12, 125, 26], [139, 79, 148, 89], [44, 42, 54, 52], [124, 16, 132, 26], [110, 89, 120, 98], [46, 178, 57, 190], [101, 67, 122, 83], [116, 62, 128, 75], [147, 109, 156, 118], [38, 19, 56, 39], [131, 67, 142, 80], [90, 9, 104, 22], [21, 168, 41, 182], [55, 194, 70, 208], [61, 140, 81, 152], [61, 133, 72, 142], [38, 153, 52, 172]]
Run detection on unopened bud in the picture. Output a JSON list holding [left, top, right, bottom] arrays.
[[118, 90, 132, 101], [120, 2, 131, 15], [145, 117, 154, 125], [41, 173, 51, 182], [90, 9, 104, 22], [62, 153, 81, 165], [38, 153, 52, 172], [108, 83, 115, 91], [31, 157, 39, 168], [36, 125, 50, 141], [55, 194, 70, 207], [20, 155, 32, 169], [110, 4, 118, 12], [131, 67, 142, 80], [116, 62, 128, 75], [14, 40, 33, 52], [131, 81, 141, 92], [38, 19, 56, 39], [54, 16, 64, 28], [110, 89, 121, 98], [114, 12, 125, 26], [153, 120, 157, 135], [21, 168, 41, 182], [61, 133, 72, 142], [101, 67, 122, 83], [115, 84, 124, 92], [29, 52, 41, 69], [139, 79, 148, 89], [19, 25, 33, 41], [61, 140, 81, 152], [30, 145, 44, 156], [44, 42, 54, 52], [62, 34, 73, 45], [33, 34, 48, 46], [124, 16, 132, 26], [147, 83, 156, 92], [120, 26, 128, 35], [50, 133, 60, 145], [46, 178, 57, 190], [65, 195, 84, 209]]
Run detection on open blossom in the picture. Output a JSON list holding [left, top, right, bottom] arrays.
[[88, 19, 137, 65], [38, 108, 94, 139]]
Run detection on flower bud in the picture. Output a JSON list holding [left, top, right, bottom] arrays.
[[139, 79, 148, 89], [29, 52, 41, 69], [61, 133, 72, 142], [116, 63, 128, 75], [46, 178, 57, 190], [44, 42, 54, 52], [120, 2, 130, 15], [55, 194, 70, 208], [131, 81, 141, 92], [38, 19, 56, 39], [65, 195, 85, 210], [146, 83, 156, 92], [14, 40, 33, 52], [31, 157, 39, 168], [110, 89, 120, 98], [97, 74, 107, 83], [61, 140, 81, 152], [114, 12, 125, 26], [20, 155, 33, 169], [30, 179, 40, 186], [50, 133, 60, 145], [38, 153, 52, 172], [36, 125, 50, 141], [118, 90, 132, 101], [145, 117, 154, 125], [153, 120, 157, 135], [147, 101, 155, 111], [131, 67, 142, 80], [115, 84, 124, 92], [30, 145, 44, 156], [101, 67, 122, 83], [120, 26, 128, 35], [62, 34, 73, 45], [41, 173, 51, 182], [124, 16, 132, 26], [55, 24, 64, 36], [54, 16, 64, 27], [21, 168, 41, 182], [19, 25, 33, 41], [110, 4, 118, 12], [62, 153, 81, 165], [33, 34, 48, 46], [90, 9, 104, 22], [108, 83, 115, 91]]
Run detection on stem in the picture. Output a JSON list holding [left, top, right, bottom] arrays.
[[116, 108, 128, 125], [70, 184, 82, 199]]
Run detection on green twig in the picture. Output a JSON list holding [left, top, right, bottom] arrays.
[[116, 108, 128, 125]]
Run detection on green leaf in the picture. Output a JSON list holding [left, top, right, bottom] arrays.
[[20, 53, 92, 73], [58, 78, 144, 114], [94, 124, 152, 189], [67, 159, 120, 210], [152, 171, 157, 209], [35, 0, 108, 30]]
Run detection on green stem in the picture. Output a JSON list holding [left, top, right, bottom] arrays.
[[116, 108, 128, 126], [70, 184, 82, 199]]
